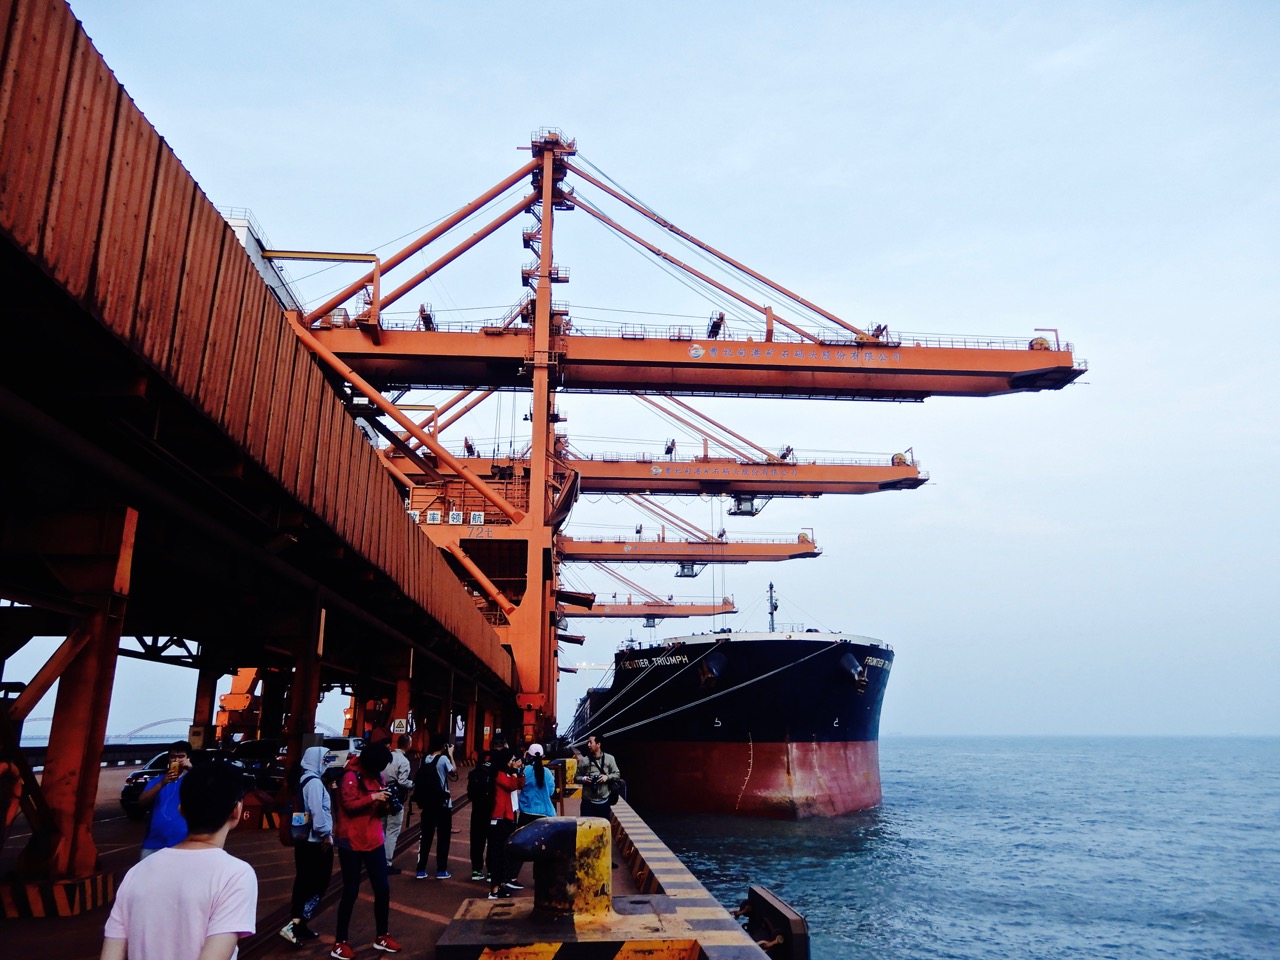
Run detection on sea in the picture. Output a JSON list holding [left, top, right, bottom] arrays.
[[644, 736, 1280, 960]]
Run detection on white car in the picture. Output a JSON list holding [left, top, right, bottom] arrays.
[[322, 736, 364, 769]]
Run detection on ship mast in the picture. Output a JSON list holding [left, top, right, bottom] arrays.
[[768, 581, 778, 632]]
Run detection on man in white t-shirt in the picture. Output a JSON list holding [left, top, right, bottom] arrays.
[[103, 761, 258, 960]]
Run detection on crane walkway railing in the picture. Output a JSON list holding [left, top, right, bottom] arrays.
[[326, 312, 1078, 355], [562, 534, 814, 546]]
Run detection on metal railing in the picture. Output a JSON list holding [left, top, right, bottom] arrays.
[[322, 310, 1077, 356]]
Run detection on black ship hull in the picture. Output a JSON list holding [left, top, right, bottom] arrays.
[[570, 632, 893, 818]]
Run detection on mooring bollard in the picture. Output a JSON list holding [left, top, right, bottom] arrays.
[[506, 815, 612, 918]]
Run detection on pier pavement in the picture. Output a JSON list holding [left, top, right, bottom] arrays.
[[1, 764, 640, 958]]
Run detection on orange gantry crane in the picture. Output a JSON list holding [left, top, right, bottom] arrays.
[[271, 129, 1085, 740], [557, 564, 735, 627], [381, 389, 928, 510], [556, 532, 820, 564]]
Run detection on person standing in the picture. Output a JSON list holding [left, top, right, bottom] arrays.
[[466, 750, 495, 881], [102, 761, 257, 960], [381, 734, 413, 874], [331, 741, 401, 958], [486, 749, 524, 900], [138, 740, 193, 859], [517, 743, 555, 826], [279, 746, 334, 947], [413, 733, 455, 880], [575, 734, 621, 819]]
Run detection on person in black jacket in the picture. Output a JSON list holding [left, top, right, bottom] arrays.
[[413, 733, 455, 879], [466, 750, 495, 881]]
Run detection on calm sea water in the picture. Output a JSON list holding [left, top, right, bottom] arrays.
[[645, 737, 1280, 960]]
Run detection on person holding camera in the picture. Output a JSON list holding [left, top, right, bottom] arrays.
[[413, 733, 456, 880], [138, 740, 193, 859], [486, 748, 525, 900], [332, 741, 402, 958], [381, 734, 413, 874], [575, 734, 621, 819]]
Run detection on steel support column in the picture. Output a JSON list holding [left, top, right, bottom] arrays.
[[281, 603, 324, 771], [25, 507, 136, 879]]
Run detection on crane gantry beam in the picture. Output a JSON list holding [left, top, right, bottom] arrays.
[[556, 533, 821, 563], [312, 325, 1083, 400], [559, 597, 737, 619], [389, 451, 926, 497]]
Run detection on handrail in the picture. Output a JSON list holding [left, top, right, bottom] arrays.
[[406, 448, 918, 469], [560, 534, 815, 546], [325, 313, 1077, 355]]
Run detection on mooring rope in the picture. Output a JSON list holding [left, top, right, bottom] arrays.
[[597, 638, 843, 741], [571, 639, 724, 746]]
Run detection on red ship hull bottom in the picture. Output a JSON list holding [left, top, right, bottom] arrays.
[[616, 739, 882, 819]]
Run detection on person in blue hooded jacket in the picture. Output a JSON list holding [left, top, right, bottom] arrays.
[[517, 743, 556, 825], [279, 745, 335, 946]]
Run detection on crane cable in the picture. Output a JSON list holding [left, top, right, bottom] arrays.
[[570, 639, 722, 745], [590, 638, 845, 744], [572, 155, 841, 337]]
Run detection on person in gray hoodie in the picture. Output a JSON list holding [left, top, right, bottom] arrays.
[[280, 745, 335, 946]]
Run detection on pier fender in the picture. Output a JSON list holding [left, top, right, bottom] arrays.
[[507, 815, 612, 918], [739, 885, 809, 960]]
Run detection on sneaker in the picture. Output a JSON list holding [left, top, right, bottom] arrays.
[[415, 871, 428, 880], [503, 879, 524, 890], [387, 865, 402, 875], [487, 887, 513, 900], [470, 870, 485, 881], [330, 944, 356, 960], [296, 922, 321, 941], [435, 870, 451, 879], [279, 921, 299, 946], [373, 933, 402, 953]]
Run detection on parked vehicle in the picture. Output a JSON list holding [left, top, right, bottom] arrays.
[[119, 752, 168, 820], [322, 736, 364, 769], [120, 748, 257, 820], [231, 738, 285, 792]]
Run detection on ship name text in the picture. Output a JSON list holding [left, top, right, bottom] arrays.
[[619, 654, 690, 669]]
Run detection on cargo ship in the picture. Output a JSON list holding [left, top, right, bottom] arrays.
[[568, 598, 893, 819]]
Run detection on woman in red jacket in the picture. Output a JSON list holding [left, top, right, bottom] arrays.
[[486, 749, 525, 900], [332, 741, 402, 958]]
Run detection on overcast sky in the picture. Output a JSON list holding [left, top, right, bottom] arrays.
[[10, 1, 1278, 740]]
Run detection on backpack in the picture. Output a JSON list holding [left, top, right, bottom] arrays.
[[467, 761, 496, 811], [413, 756, 449, 809], [277, 773, 319, 847]]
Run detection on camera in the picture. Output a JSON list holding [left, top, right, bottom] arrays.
[[384, 782, 407, 815]]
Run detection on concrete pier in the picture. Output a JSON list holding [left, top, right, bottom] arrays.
[[1, 765, 769, 960]]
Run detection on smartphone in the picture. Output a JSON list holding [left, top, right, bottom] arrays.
[[167, 758, 182, 777]]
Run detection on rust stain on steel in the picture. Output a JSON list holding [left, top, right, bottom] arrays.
[[42, 26, 114, 303], [136, 144, 196, 358], [170, 199, 226, 394], [263, 323, 299, 478], [280, 347, 310, 502], [222, 274, 269, 444], [94, 91, 159, 341], [299, 360, 327, 512], [245, 314, 286, 464], [197, 251, 250, 416], [0, 0, 76, 252]]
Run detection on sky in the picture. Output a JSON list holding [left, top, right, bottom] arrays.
[[8, 1, 1279, 740]]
